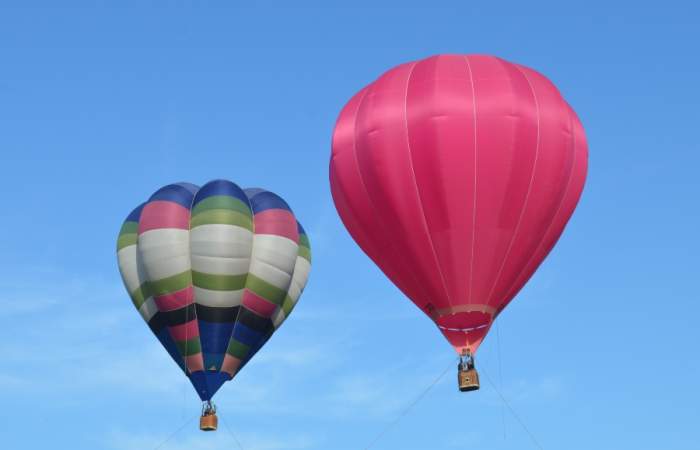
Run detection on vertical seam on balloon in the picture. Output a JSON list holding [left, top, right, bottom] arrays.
[[186, 186, 198, 376], [499, 104, 579, 305], [483, 64, 542, 307], [277, 227, 304, 329], [349, 74, 434, 311], [224, 189, 256, 378], [464, 56, 478, 312], [403, 60, 455, 310]]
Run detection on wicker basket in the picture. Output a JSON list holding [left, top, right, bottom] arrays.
[[458, 368, 480, 392], [200, 413, 218, 431]]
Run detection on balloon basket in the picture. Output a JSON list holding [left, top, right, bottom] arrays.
[[200, 413, 218, 431], [458, 367, 480, 392]]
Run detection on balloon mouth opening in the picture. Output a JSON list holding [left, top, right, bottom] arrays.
[[434, 311, 492, 354]]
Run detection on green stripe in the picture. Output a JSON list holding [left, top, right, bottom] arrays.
[[129, 283, 151, 310], [192, 196, 251, 217], [298, 233, 310, 248], [117, 233, 137, 251], [148, 271, 191, 296], [176, 337, 201, 356], [119, 221, 139, 235], [226, 339, 250, 360], [281, 294, 295, 316], [192, 271, 247, 291], [298, 245, 311, 262], [190, 209, 253, 231], [246, 274, 287, 305]]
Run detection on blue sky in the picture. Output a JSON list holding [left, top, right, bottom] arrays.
[[1, 1, 698, 449]]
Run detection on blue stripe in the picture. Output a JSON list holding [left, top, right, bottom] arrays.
[[155, 327, 186, 373], [125, 203, 145, 223], [193, 179, 250, 207], [148, 183, 199, 209], [232, 322, 264, 347], [297, 221, 306, 235], [199, 321, 235, 356], [244, 189, 292, 214]]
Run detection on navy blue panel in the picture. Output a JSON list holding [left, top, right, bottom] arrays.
[[239, 330, 273, 372], [189, 371, 230, 401], [199, 320, 234, 356], [155, 327, 186, 373], [205, 372, 230, 398], [126, 203, 145, 223], [297, 221, 306, 235], [244, 189, 292, 214], [148, 183, 199, 209], [175, 182, 201, 195], [243, 187, 264, 197], [236, 308, 273, 334], [232, 322, 264, 347], [189, 371, 211, 400], [193, 179, 250, 207]]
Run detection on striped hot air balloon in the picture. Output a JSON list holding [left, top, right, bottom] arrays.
[[116, 180, 311, 425]]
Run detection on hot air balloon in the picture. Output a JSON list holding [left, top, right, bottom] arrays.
[[116, 180, 311, 429], [330, 54, 587, 391]]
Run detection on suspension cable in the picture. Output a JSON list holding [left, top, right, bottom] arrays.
[[152, 415, 198, 450], [481, 368, 545, 450], [362, 357, 457, 450], [220, 415, 247, 450]]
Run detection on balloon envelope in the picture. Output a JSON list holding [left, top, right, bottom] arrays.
[[117, 180, 311, 400], [330, 54, 587, 354]]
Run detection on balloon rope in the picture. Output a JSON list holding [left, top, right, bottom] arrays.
[[152, 415, 197, 450], [496, 320, 506, 439], [481, 368, 545, 450], [221, 415, 247, 450], [362, 357, 457, 450]]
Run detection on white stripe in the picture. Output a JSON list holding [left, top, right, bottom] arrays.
[[272, 309, 285, 328], [117, 245, 144, 293], [274, 255, 312, 329], [141, 254, 190, 281], [248, 259, 292, 291], [138, 229, 191, 280], [190, 224, 253, 258], [191, 255, 250, 276], [289, 257, 311, 296], [138, 296, 158, 322], [193, 286, 244, 308], [251, 234, 298, 274], [138, 228, 189, 250]]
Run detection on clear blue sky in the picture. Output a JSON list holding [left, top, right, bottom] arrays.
[[1, 2, 698, 449]]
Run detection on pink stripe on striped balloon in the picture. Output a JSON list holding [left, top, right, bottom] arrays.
[[154, 286, 194, 312], [185, 354, 204, 372], [169, 319, 200, 341], [221, 354, 242, 377], [138, 200, 191, 233], [242, 290, 278, 318], [253, 209, 299, 242]]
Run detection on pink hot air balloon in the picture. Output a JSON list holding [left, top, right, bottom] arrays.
[[330, 54, 587, 391]]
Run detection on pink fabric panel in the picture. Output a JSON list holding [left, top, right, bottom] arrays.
[[241, 290, 277, 318], [169, 319, 200, 341], [253, 209, 299, 242], [138, 201, 190, 233], [154, 286, 194, 312]]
